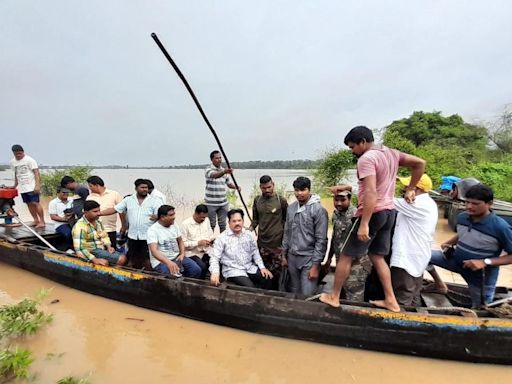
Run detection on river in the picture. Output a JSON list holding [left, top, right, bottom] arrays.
[[1, 169, 511, 383]]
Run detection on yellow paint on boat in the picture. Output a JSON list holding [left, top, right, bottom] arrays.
[[357, 307, 512, 328]]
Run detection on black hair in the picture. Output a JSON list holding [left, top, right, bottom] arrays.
[[145, 179, 155, 190], [134, 178, 149, 188], [227, 208, 244, 220], [465, 184, 494, 203], [195, 204, 209, 214], [292, 176, 311, 190], [83, 200, 100, 212], [344, 125, 374, 145], [60, 176, 75, 188], [210, 150, 221, 160], [157, 204, 175, 219], [11, 144, 24, 152], [259, 175, 272, 184], [86, 176, 104, 187]]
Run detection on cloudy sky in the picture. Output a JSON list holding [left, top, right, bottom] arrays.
[[1, 1, 511, 166]]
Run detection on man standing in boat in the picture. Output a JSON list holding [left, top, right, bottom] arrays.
[[320, 126, 425, 312], [429, 184, 512, 307], [86, 175, 125, 249], [390, 174, 438, 306], [9, 144, 46, 228], [103, 179, 161, 269], [249, 175, 288, 289], [321, 189, 371, 302], [282, 176, 328, 296], [204, 150, 240, 233]]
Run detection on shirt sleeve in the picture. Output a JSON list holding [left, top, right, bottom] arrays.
[[498, 222, 512, 255], [115, 198, 128, 214], [28, 157, 38, 170], [357, 154, 377, 180], [48, 200, 57, 215], [72, 224, 93, 260], [146, 227, 158, 245], [180, 223, 198, 250], [393, 197, 417, 218], [209, 236, 224, 275], [251, 238, 265, 269], [312, 206, 329, 264]]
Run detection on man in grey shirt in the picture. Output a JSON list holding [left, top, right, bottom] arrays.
[[282, 177, 328, 296]]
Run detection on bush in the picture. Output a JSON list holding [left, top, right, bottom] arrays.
[[313, 148, 355, 191], [0, 347, 33, 382], [40, 166, 93, 196]]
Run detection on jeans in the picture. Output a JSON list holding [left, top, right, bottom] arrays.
[[90, 248, 123, 265], [287, 254, 318, 297], [207, 203, 229, 233], [55, 224, 73, 248], [189, 255, 209, 279], [227, 269, 273, 289], [154, 257, 202, 278], [430, 250, 499, 307]]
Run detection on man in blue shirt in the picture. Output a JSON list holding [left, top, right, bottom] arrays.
[[430, 184, 512, 307]]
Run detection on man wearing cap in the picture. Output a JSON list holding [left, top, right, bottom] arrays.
[[451, 178, 480, 201], [48, 187, 74, 249], [390, 174, 438, 306], [322, 188, 371, 301], [9, 144, 46, 228]]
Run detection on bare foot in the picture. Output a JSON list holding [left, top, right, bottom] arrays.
[[370, 300, 401, 312], [30, 221, 38, 227], [319, 293, 341, 308], [35, 223, 46, 229], [3, 223, 22, 228]]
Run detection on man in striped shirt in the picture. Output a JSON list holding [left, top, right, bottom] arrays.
[[204, 150, 240, 233], [72, 200, 127, 266]]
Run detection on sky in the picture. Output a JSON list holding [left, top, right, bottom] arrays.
[[1, 1, 511, 166]]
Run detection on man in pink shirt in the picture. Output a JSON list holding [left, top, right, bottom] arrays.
[[320, 126, 425, 312]]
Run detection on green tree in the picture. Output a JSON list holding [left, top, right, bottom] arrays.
[[384, 111, 488, 149], [40, 166, 93, 196], [487, 104, 512, 153], [313, 148, 355, 191]]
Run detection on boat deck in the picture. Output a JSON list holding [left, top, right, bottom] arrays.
[[0, 222, 58, 240]]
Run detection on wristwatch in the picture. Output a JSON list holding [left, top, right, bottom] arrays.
[[484, 258, 492, 266]]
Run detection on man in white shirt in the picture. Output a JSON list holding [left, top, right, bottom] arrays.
[[9, 144, 45, 228], [180, 204, 216, 279], [147, 205, 202, 278], [390, 174, 438, 305], [146, 179, 167, 205], [210, 209, 273, 288], [48, 186, 74, 248]]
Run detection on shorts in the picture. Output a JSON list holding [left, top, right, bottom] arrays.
[[391, 267, 422, 306], [21, 191, 40, 204], [91, 248, 123, 265], [343, 209, 396, 258]]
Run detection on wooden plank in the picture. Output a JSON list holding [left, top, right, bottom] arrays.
[[421, 292, 453, 308]]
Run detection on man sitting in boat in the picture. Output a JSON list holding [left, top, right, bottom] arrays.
[[147, 205, 202, 278], [180, 204, 215, 279], [48, 186, 74, 249], [390, 174, 438, 306], [450, 178, 480, 201], [72, 200, 127, 266], [429, 184, 512, 307], [210, 208, 273, 289]]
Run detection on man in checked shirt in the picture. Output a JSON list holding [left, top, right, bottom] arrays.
[[209, 208, 273, 289]]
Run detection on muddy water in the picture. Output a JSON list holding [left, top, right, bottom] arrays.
[[0, 263, 511, 384], [1, 218, 512, 383]]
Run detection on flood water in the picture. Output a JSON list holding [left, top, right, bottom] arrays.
[[1, 169, 512, 382]]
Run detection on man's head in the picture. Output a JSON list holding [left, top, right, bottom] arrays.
[[210, 150, 222, 167], [60, 176, 77, 190], [56, 186, 71, 201], [465, 184, 493, 218], [193, 204, 209, 223], [259, 175, 274, 197], [134, 178, 149, 197], [157, 204, 176, 226], [86, 176, 105, 194], [398, 174, 433, 195], [451, 178, 480, 201], [227, 208, 244, 234], [333, 191, 351, 212], [145, 179, 155, 193], [344, 126, 374, 158], [83, 200, 101, 222], [11, 144, 25, 161], [293, 177, 311, 204]]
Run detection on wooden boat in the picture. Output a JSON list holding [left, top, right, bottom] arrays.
[[430, 192, 512, 231], [1, 225, 512, 365]]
